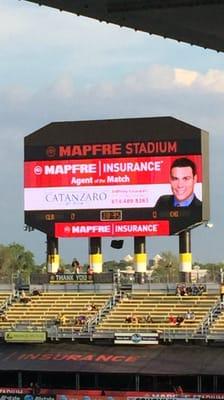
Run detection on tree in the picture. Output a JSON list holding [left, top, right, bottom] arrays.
[[197, 262, 224, 283], [151, 251, 179, 283], [103, 260, 119, 272], [0, 243, 35, 280], [0, 245, 11, 275]]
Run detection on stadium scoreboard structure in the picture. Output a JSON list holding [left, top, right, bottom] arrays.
[[24, 117, 209, 237]]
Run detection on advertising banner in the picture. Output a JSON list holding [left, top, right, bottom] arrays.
[[0, 389, 220, 400], [54, 221, 169, 238], [4, 331, 46, 343], [24, 156, 202, 188], [0, 395, 55, 400], [24, 156, 202, 212], [114, 332, 159, 345], [50, 273, 93, 283]]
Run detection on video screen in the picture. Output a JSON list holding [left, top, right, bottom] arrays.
[[24, 155, 202, 211]]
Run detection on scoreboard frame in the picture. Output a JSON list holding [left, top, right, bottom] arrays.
[[24, 117, 209, 237]]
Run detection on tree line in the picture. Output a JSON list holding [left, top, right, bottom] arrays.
[[0, 243, 223, 283]]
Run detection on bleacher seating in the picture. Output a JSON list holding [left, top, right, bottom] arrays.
[[0, 290, 221, 340], [0, 292, 12, 309], [0, 292, 111, 332], [95, 292, 219, 335]]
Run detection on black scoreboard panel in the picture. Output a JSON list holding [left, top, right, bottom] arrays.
[[25, 205, 202, 236]]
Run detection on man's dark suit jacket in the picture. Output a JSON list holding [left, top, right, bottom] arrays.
[[155, 194, 202, 210]]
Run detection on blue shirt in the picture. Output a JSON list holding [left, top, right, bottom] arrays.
[[173, 193, 195, 207]]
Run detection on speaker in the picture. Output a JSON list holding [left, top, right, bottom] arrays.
[[111, 240, 123, 249]]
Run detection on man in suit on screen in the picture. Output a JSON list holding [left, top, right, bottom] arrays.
[[155, 157, 202, 210]]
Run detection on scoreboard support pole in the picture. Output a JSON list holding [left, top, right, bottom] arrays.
[[179, 230, 192, 283], [134, 237, 147, 283], [89, 237, 103, 273], [47, 235, 60, 273]]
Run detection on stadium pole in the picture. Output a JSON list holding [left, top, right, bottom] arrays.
[[179, 230, 192, 283], [134, 236, 147, 284], [47, 235, 60, 273], [89, 237, 103, 273]]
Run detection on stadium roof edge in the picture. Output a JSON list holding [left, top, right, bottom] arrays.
[[23, 0, 224, 52]]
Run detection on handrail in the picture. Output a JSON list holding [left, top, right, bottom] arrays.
[[83, 291, 120, 334], [199, 299, 222, 335]]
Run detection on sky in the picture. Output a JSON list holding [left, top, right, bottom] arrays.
[[1, 0, 224, 265]]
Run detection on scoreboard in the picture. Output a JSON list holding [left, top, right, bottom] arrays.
[[24, 117, 209, 237]]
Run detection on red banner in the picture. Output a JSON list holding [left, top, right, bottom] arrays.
[[24, 155, 202, 188], [55, 220, 169, 238], [0, 389, 223, 399]]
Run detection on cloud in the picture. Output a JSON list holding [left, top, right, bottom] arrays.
[[51, 76, 75, 98], [174, 68, 198, 87], [174, 67, 224, 93], [123, 65, 175, 92], [122, 65, 224, 94], [1, 64, 224, 134], [196, 69, 224, 92], [38, 65, 224, 102]]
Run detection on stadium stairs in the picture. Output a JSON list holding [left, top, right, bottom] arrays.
[[205, 301, 224, 341]]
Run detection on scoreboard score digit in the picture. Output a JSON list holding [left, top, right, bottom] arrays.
[[100, 210, 122, 221]]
